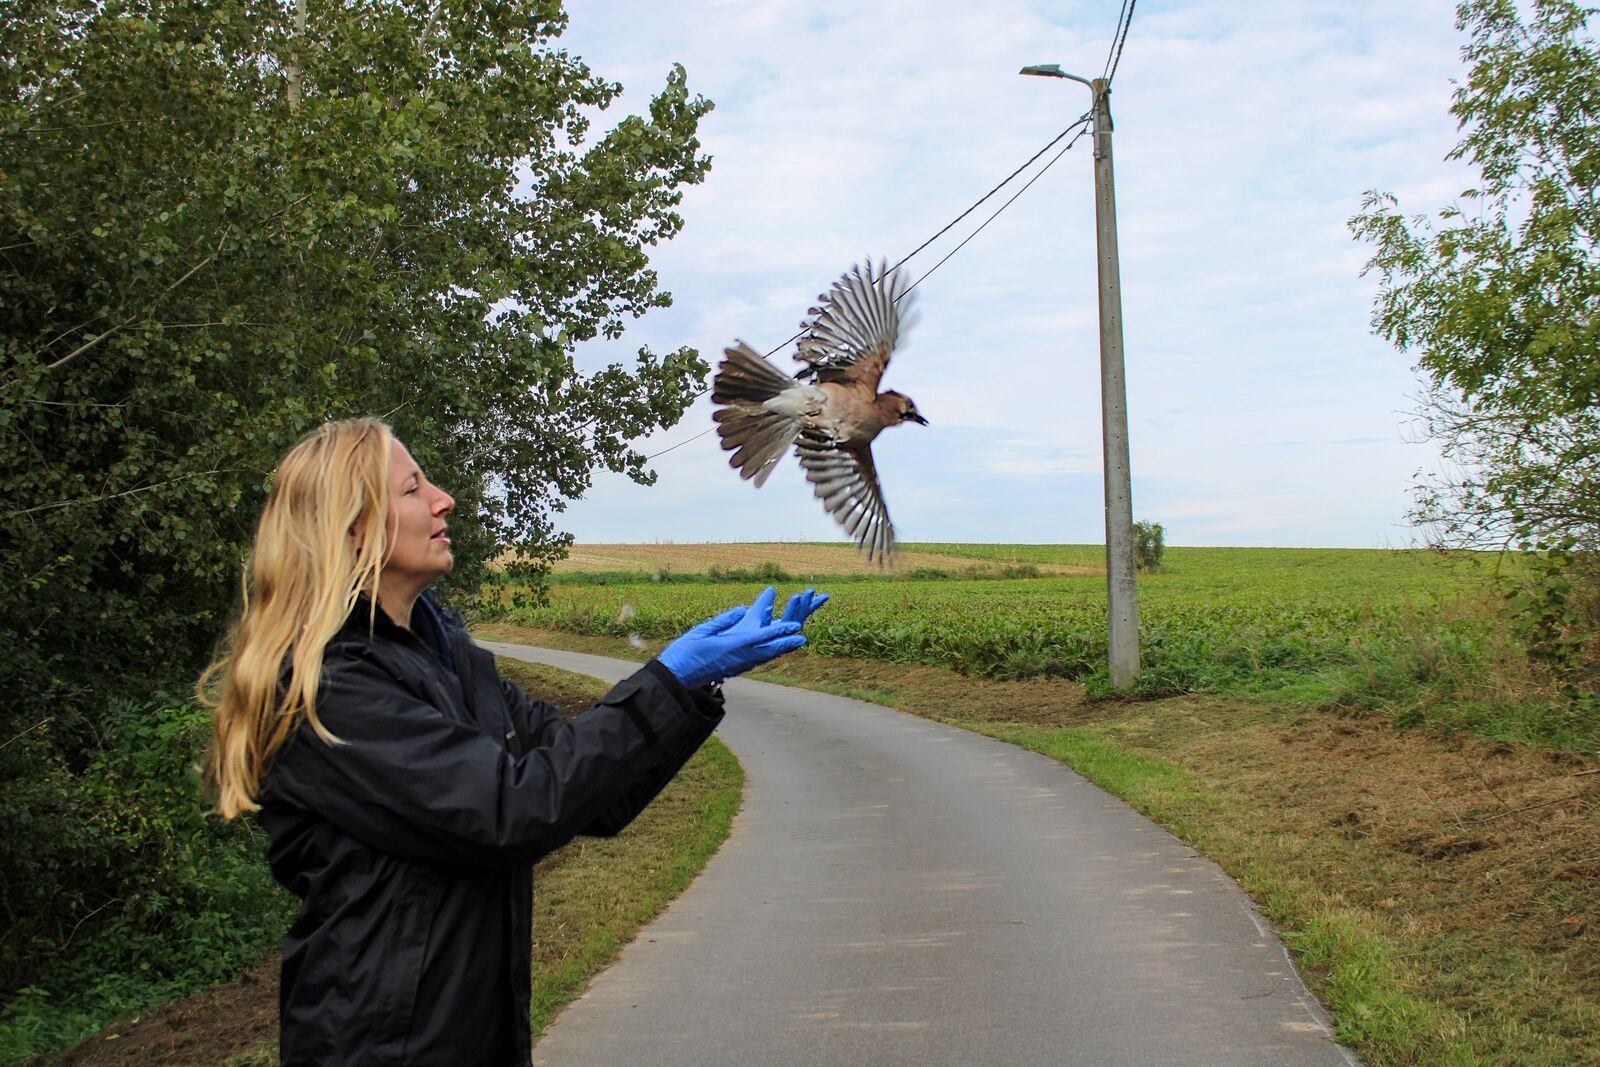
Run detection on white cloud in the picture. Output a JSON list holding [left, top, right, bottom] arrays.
[[548, 0, 1474, 548]]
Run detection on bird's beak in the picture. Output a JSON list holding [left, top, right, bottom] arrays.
[[906, 412, 929, 425]]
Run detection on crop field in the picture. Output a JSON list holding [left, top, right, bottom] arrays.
[[488, 543, 1536, 721]]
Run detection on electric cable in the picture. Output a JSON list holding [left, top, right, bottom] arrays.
[[1104, 0, 1137, 87], [881, 116, 1091, 286], [759, 113, 1096, 362], [642, 112, 1097, 463], [1102, 0, 1132, 81], [900, 118, 1092, 302]]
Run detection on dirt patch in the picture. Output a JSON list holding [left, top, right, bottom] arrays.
[[539, 542, 1096, 578], [35, 957, 278, 1066], [1161, 709, 1600, 1061], [1202, 713, 1599, 973]]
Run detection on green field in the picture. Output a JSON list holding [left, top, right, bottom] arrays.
[[485, 543, 1586, 751]]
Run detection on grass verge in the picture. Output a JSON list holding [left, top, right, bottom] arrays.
[[474, 622, 1600, 1066], [494, 658, 743, 1036], [38, 658, 741, 1067]]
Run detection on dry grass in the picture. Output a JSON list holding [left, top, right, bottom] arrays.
[[477, 623, 1600, 1065], [1100, 705, 1600, 1064], [539, 542, 1096, 577]]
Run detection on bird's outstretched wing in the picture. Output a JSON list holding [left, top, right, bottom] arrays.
[[794, 425, 895, 563], [793, 260, 913, 391]]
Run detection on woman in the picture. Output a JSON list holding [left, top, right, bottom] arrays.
[[202, 417, 825, 1065]]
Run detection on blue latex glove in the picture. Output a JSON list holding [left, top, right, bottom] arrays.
[[657, 586, 808, 688], [780, 587, 830, 626]]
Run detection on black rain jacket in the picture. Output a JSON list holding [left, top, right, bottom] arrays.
[[258, 593, 723, 1066]]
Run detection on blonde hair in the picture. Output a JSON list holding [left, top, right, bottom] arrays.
[[201, 417, 394, 819]]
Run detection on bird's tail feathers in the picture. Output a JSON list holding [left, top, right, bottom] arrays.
[[712, 342, 795, 405], [713, 342, 805, 487]]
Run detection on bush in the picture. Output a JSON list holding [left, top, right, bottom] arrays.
[[1134, 521, 1166, 572], [0, 699, 294, 1063], [704, 562, 792, 583]]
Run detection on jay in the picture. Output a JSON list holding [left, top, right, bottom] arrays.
[[712, 261, 927, 562]]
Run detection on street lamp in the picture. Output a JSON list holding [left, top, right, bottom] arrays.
[[1020, 63, 1140, 690]]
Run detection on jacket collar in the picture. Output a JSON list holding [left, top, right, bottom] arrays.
[[411, 591, 458, 674], [341, 590, 458, 674]]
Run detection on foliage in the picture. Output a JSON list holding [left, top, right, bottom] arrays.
[[1350, 0, 1600, 699], [706, 561, 790, 584], [1350, 0, 1600, 558], [527, 564, 1047, 587], [899, 542, 1107, 567], [499, 548, 1478, 690], [1133, 521, 1165, 572], [1, 0, 710, 1031], [0, 698, 296, 1063], [1501, 543, 1600, 705]]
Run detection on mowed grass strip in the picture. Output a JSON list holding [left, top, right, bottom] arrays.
[[474, 624, 1600, 1067], [42, 660, 740, 1067]]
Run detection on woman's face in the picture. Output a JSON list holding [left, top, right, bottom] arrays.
[[379, 439, 456, 595]]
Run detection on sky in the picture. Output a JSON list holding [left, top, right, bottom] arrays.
[[548, 0, 1477, 549]]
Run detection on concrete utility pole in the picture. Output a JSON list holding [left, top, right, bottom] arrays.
[[1020, 65, 1141, 689]]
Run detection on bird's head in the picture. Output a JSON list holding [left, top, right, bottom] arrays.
[[884, 391, 928, 426]]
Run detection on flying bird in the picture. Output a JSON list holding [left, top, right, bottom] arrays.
[[711, 261, 927, 563]]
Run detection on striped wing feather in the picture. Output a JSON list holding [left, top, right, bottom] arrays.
[[794, 426, 895, 563], [713, 342, 811, 488], [794, 260, 912, 390]]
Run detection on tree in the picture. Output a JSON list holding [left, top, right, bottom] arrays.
[[1350, 0, 1600, 555], [1, 0, 711, 1005], [1133, 520, 1165, 572]]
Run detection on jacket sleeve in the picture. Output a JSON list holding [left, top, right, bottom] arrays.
[[499, 660, 727, 838], [497, 680, 566, 749], [264, 649, 723, 869]]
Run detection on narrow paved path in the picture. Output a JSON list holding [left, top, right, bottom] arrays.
[[481, 642, 1358, 1067]]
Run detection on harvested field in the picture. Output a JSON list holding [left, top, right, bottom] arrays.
[[548, 542, 1097, 577]]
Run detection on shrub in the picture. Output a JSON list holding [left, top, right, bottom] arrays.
[[0, 699, 294, 1062], [1133, 521, 1166, 572], [705, 562, 791, 583]]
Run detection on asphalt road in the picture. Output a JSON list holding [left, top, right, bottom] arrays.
[[479, 641, 1359, 1067]]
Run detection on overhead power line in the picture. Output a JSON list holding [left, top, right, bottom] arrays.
[[881, 115, 1092, 292], [643, 114, 1096, 463], [764, 113, 1096, 363], [1102, 0, 1131, 81], [901, 118, 1093, 302], [1103, 0, 1138, 86]]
